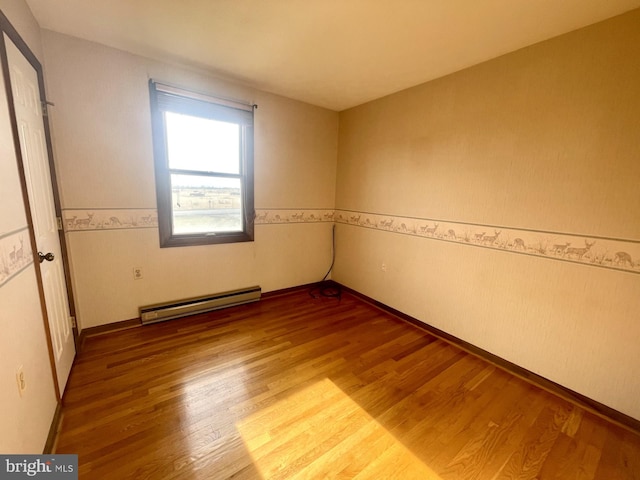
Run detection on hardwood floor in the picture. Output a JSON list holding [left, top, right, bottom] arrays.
[[54, 290, 640, 479]]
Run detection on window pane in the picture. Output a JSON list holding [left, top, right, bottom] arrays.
[[171, 174, 243, 234], [165, 112, 240, 174]]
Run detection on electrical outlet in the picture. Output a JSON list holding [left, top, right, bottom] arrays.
[[381, 262, 387, 272], [133, 267, 143, 280], [16, 366, 26, 396]]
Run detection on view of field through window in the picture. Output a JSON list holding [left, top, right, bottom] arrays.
[[166, 112, 243, 234]]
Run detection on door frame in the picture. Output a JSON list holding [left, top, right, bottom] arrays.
[[0, 10, 78, 399]]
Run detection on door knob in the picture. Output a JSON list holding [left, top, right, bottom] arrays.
[[38, 252, 55, 263]]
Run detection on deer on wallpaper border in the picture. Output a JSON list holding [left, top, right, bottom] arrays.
[[552, 242, 571, 255], [512, 238, 526, 250], [473, 232, 486, 242], [425, 223, 439, 236], [482, 230, 501, 246], [613, 251, 633, 267], [15, 238, 24, 264], [75, 212, 94, 228], [564, 240, 595, 259]]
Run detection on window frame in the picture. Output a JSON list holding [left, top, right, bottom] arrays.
[[149, 80, 255, 248]]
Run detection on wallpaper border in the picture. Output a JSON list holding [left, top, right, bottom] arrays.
[[336, 209, 640, 275], [0, 227, 34, 288], [62, 208, 158, 232], [60, 207, 639, 275], [62, 208, 334, 232], [254, 208, 335, 224]]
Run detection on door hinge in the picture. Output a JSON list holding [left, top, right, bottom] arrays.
[[57, 216, 63, 231], [41, 100, 55, 117], [70, 316, 77, 328]]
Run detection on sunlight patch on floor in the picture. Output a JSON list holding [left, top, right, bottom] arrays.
[[236, 378, 442, 479]]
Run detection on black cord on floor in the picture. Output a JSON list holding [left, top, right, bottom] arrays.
[[309, 280, 342, 300], [309, 224, 341, 300]]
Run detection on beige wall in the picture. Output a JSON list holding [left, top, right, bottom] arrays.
[[0, 0, 58, 452], [41, 30, 339, 329], [334, 10, 640, 420]]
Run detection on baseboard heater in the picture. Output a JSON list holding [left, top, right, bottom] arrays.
[[139, 286, 261, 325]]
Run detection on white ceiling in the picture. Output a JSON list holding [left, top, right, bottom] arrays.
[[26, 0, 640, 111]]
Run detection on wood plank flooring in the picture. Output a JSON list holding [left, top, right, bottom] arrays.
[[54, 290, 640, 479]]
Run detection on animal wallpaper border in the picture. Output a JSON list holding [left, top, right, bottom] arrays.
[[0, 227, 34, 288], [63, 208, 158, 232], [61, 207, 639, 274], [62, 208, 334, 232], [335, 209, 640, 275], [254, 208, 335, 224]]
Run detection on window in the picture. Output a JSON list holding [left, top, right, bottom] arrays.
[[149, 81, 255, 247]]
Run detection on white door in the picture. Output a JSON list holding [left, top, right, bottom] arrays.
[[5, 34, 75, 394]]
